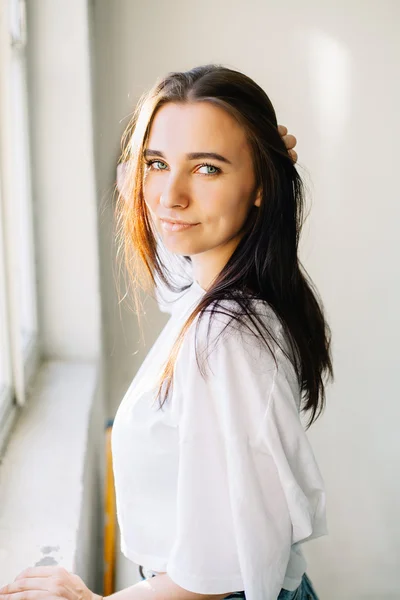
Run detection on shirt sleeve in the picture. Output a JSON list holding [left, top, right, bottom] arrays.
[[166, 307, 328, 599]]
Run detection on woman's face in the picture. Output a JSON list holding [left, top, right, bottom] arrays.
[[142, 101, 261, 284]]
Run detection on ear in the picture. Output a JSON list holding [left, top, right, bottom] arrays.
[[253, 187, 262, 208]]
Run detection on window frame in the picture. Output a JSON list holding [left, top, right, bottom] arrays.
[[0, 0, 41, 457]]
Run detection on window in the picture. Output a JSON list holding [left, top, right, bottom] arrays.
[[0, 0, 40, 457]]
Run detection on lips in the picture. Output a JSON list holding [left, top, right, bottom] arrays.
[[160, 219, 199, 232], [160, 218, 197, 225]]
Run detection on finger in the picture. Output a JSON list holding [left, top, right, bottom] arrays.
[[288, 148, 298, 163], [277, 124, 288, 136], [14, 567, 68, 581], [0, 578, 74, 600], [0, 593, 60, 600], [283, 134, 297, 150], [1, 577, 67, 594]]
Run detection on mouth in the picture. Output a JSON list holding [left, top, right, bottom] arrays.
[[160, 219, 199, 232]]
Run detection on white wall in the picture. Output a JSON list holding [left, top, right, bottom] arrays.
[[91, 1, 400, 598]]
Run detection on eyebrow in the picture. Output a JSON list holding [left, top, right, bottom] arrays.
[[143, 149, 233, 165]]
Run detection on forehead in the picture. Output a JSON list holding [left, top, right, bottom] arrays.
[[146, 101, 250, 160]]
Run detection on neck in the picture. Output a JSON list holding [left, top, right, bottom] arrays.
[[190, 236, 241, 292]]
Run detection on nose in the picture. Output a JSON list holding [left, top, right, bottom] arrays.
[[160, 172, 189, 208]]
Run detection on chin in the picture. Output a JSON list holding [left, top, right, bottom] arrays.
[[160, 237, 207, 257]]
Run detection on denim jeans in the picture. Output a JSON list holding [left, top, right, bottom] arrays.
[[139, 566, 319, 599]]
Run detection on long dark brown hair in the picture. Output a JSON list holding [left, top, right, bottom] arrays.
[[115, 64, 333, 429]]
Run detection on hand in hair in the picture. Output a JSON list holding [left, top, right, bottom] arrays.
[[278, 124, 297, 163]]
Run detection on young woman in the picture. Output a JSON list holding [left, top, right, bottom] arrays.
[[0, 65, 333, 600], [109, 64, 333, 600]]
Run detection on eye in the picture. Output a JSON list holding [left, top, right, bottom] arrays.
[[143, 159, 221, 176], [197, 163, 221, 176], [144, 159, 168, 171]]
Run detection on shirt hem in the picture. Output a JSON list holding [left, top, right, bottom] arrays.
[[121, 540, 304, 595], [120, 540, 168, 572], [282, 574, 303, 592], [121, 541, 245, 594]]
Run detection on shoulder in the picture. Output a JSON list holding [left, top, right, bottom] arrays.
[[174, 297, 300, 442], [196, 296, 283, 346], [179, 296, 288, 375]]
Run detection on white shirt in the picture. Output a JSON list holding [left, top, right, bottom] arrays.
[[111, 265, 328, 600]]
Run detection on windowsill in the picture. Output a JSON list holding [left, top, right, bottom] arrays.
[[0, 360, 103, 590]]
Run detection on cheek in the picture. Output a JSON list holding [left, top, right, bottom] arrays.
[[142, 179, 159, 212], [205, 190, 250, 231]]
